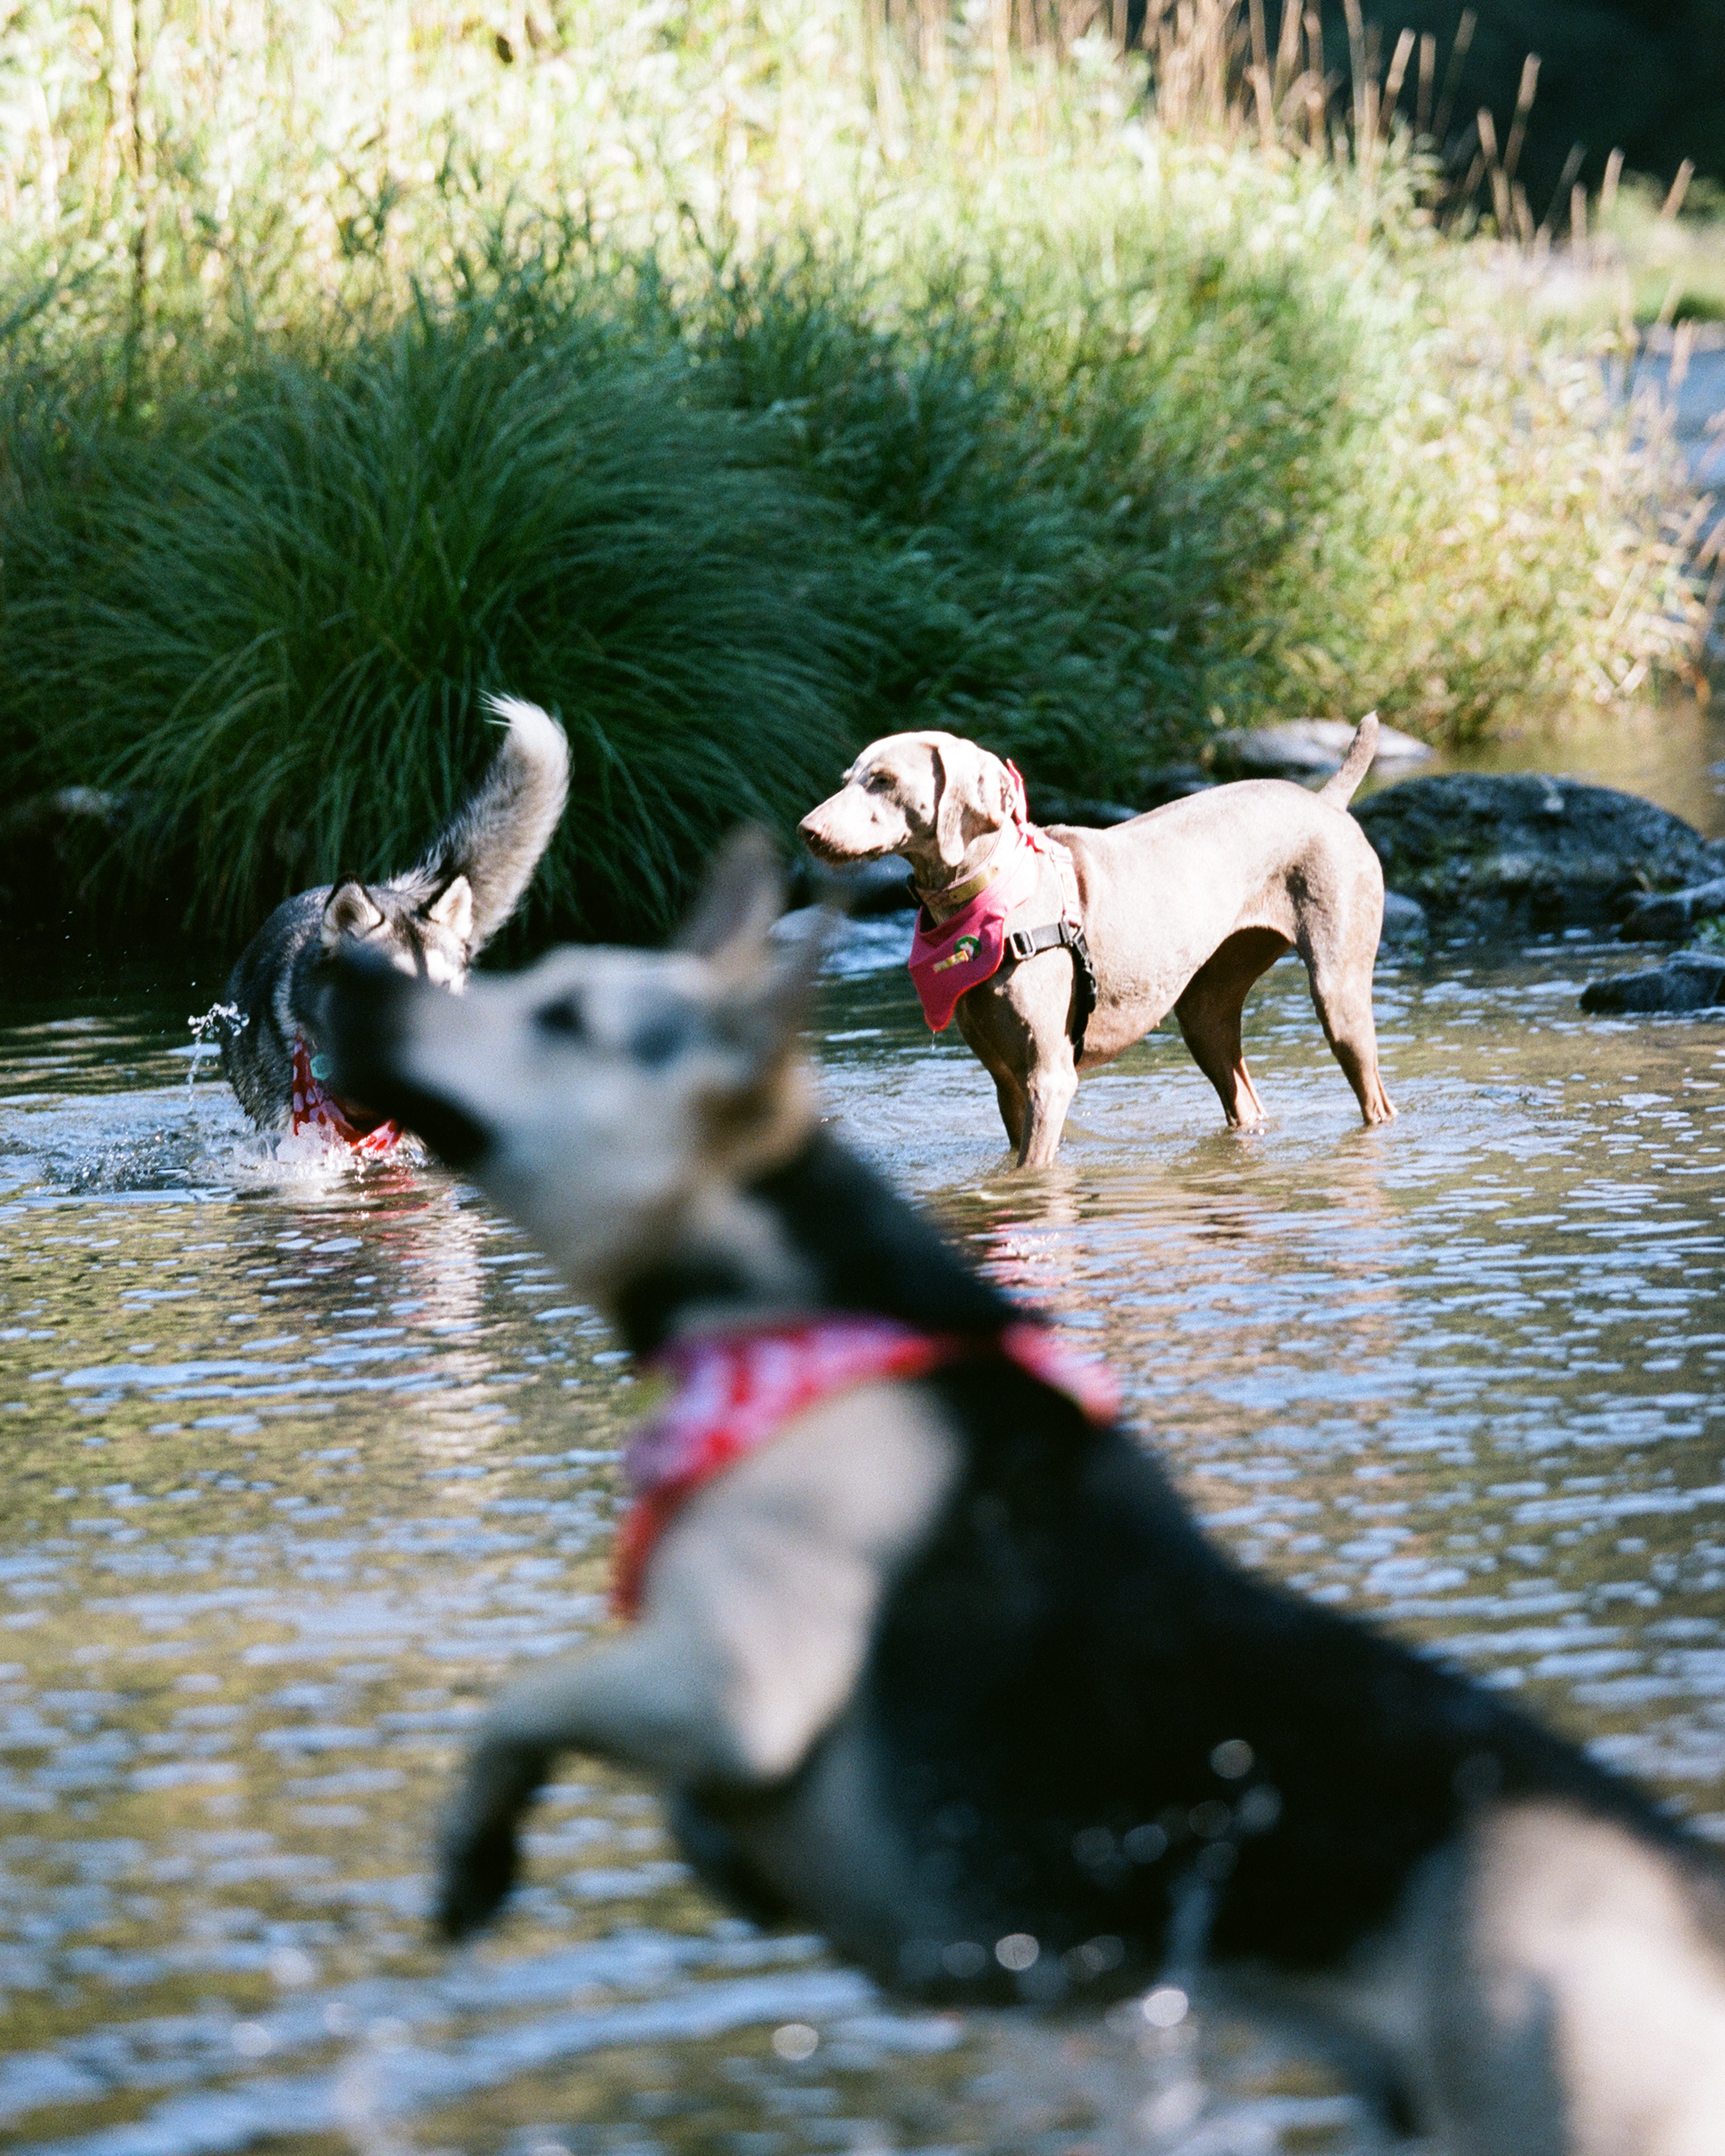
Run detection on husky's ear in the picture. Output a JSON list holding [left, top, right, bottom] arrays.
[[425, 873, 474, 946], [323, 878, 386, 946], [675, 829, 783, 972]]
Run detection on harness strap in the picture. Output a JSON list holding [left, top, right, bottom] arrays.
[[1003, 919, 1097, 1058]]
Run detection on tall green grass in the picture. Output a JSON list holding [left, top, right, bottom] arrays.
[[0, 1, 1711, 944], [3, 281, 879, 940]]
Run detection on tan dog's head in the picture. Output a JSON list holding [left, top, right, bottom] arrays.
[[799, 731, 1019, 878]]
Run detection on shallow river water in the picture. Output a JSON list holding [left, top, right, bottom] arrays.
[[3, 735, 1725, 2155]]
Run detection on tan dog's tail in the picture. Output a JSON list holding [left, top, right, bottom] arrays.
[[1318, 712, 1379, 808]]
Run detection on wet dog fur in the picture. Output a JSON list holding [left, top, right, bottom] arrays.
[[319, 835, 1725, 2155], [221, 696, 569, 1130], [798, 716, 1395, 1166]]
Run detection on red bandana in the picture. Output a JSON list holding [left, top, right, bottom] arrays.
[[906, 765, 1084, 1031], [611, 1314, 1119, 1617], [290, 1034, 404, 1155]]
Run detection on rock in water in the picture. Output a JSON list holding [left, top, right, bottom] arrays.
[[1356, 776, 1724, 933], [1617, 875, 1725, 942], [1580, 951, 1725, 1015], [1381, 889, 1429, 946], [1217, 718, 1432, 778]]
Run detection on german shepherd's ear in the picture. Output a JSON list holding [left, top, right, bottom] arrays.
[[679, 830, 821, 1076], [323, 878, 386, 945], [675, 828, 783, 973]]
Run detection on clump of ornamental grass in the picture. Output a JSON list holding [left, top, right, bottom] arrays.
[[0, 279, 881, 943]]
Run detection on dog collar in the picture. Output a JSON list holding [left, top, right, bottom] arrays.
[[290, 1033, 404, 1155], [611, 1315, 1119, 1618], [914, 852, 1001, 911]]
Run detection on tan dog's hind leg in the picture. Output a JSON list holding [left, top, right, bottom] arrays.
[[1302, 943, 1397, 1126], [1173, 928, 1290, 1129]]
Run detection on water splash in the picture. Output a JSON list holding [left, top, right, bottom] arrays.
[[184, 1001, 249, 1102]]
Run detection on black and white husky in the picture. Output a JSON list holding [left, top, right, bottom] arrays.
[[220, 696, 569, 1136], [318, 835, 1725, 2154]]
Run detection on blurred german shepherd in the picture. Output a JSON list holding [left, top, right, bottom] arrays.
[[222, 696, 568, 1136], [318, 834, 1725, 2155]]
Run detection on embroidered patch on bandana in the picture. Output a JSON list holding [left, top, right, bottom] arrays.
[[290, 1033, 404, 1155], [611, 1314, 1119, 1617]]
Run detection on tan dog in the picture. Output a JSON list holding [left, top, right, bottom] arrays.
[[799, 716, 1396, 1165]]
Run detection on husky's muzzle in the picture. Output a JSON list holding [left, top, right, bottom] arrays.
[[317, 952, 491, 1169]]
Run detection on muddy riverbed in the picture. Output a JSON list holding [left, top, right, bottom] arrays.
[[3, 721, 1724, 2155]]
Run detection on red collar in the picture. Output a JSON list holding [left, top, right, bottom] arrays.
[[611, 1315, 1119, 1617], [291, 1033, 403, 1155]]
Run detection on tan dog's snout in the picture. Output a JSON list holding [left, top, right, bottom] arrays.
[[797, 799, 860, 865], [798, 780, 907, 867]]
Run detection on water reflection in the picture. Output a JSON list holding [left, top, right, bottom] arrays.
[[0, 928, 1722, 2153]]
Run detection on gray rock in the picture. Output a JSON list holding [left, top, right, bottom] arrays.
[[1381, 889, 1429, 945], [1356, 775, 1725, 934], [1579, 949, 1725, 1015], [0, 786, 135, 841], [1218, 718, 1433, 779], [1617, 875, 1725, 941]]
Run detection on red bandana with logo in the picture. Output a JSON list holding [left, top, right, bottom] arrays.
[[906, 762, 1084, 1031], [290, 1034, 404, 1155], [611, 1314, 1120, 1617]]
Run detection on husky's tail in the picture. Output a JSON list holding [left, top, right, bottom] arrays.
[[418, 696, 571, 947], [1317, 712, 1379, 808]]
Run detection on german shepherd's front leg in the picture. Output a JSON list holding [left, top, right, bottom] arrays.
[[436, 1624, 753, 1939], [436, 1383, 960, 1940]]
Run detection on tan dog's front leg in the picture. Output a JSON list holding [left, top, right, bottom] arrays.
[[959, 966, 1079, 1167], [1017, 1049, 1077, 1168]]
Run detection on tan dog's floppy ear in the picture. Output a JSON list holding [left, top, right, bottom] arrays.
[[675, 827, 784, 971], [932, 744, 964, 867], [932, 739, 1012, 867], [322, 878, 385, 946], [425, 873, 474, 945]]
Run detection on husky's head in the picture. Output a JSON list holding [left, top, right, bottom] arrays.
[[318, 833, 819, 1300], [318, 873, 476, 987]]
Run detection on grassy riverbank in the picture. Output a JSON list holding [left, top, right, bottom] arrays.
[[0, 2, 1710, 942]]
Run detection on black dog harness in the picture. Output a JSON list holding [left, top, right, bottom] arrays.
[[1004, 918, 1098, 1057]]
